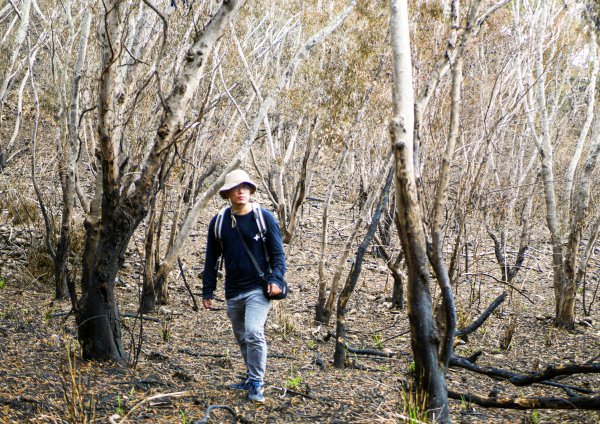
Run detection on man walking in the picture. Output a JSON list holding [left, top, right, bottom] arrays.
[[202, 169, 286, 402]]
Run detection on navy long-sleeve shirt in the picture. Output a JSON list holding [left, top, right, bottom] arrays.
[[202, 207, 286, 300]]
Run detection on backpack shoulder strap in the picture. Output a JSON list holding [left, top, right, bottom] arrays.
[[250, 202, 271, 268], [250, 202, 268, 240], [214, 206, 230, 241]]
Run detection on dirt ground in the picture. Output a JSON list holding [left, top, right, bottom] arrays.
[[1, 207, 600, 424], [1, 169, 600, 423]]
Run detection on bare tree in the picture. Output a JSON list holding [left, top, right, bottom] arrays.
[[0, 0, 38, 167], [516, 0, 600, 329], [389, 0, 511, 420], [333, 169, 392, 368], [74, 0, 247, 362]]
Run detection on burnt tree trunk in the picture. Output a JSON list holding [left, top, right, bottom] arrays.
[[390, 254, 405, 310], [78, 201, 144, 362], [389, 0, 449, 420]]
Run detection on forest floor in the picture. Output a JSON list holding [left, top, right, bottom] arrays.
[[1, 193, 600, 423]]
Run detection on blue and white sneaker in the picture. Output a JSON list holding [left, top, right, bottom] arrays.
[[228, 379, 251, 390], [248, 380, 265, 402]]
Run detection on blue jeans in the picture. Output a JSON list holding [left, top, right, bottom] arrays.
[[226, 288, 271, 383]]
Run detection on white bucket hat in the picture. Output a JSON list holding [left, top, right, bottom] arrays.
[[219, 169, 257, 199]]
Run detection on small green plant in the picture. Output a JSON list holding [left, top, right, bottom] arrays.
[[219, 348, 232, 368], [129, 386, 135, 397], [373, 333, 383, 350], [400, 387, 427, 423], [408, 360, 416, 373], [116, 395, 123, 416], [459, 394, 473, 411], [0, 277, 5, 289], [286, 368, 302, 390], [531, 409, 540, 424], [180, 409, 187, 424], [306, 340, 317, 350]]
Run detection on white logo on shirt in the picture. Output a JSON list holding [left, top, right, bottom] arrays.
[[254, 234, 260, 241]]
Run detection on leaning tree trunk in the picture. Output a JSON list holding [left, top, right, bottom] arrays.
[[564, 117, 600, 320], [334, 170, 392, 368], [283, 116, 319, 244], [389, 0, 448, 421], [561, 31, 599, 326], [316, 147, 348, 323]]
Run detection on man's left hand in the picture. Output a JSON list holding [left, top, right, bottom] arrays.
[[267, 283, 282, 296]]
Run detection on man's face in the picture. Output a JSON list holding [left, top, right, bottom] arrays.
[[227, 183, 252, 208]]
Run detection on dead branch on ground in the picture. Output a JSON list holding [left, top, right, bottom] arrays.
[[509, 363, 600, 386], [450, 356, 593, 395], [448, 390, 600, 410]]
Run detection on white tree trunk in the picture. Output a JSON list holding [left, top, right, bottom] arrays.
[[390, 0, 448, 420], [0, 0, 31, 106]]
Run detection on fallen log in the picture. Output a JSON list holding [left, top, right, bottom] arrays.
[[509, 363, 600, 386], [346, 344, 395, 358], [122, 312, 161, 322], [449, 390, 600, 410], [450, 356, 593, 395]]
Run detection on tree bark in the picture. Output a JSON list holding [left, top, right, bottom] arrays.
[[140, 193, 159, 314], [509, 363, 600, 386]]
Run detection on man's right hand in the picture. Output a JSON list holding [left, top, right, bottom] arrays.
[[202, 299, 213, 310]]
